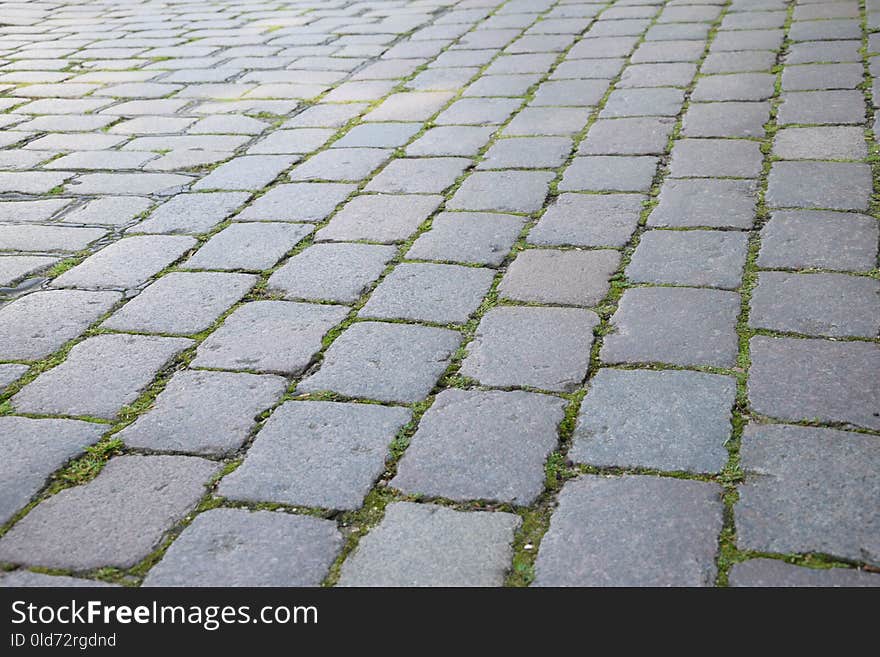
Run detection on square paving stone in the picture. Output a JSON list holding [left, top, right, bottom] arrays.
[[627, 229, 749, 289], [435, 97, 521, 125], [478, 137, 572, 169], [118, 370, 286, 456], [531, 79, 609, 106], [649, 179, 757, 228], [0, 572, 118, 588], [0, 417, 105, 524], [406, 126, 495, 156], [692, 73, 776, 101], [219, 401, 410, 510], [235, 183, 356, 223], [0, 455, 218, 570], [392, 389, 566, 505], [333, 122, 421, 148], [602, 287, 740, 368], [757, 210, 879, 272], [448, 170, 554, 213], [601, 88, 686, 118], [737, 424, 880, 565], [570, 369, 736, 473], [766, 161, 871, 211], [406, 212, 525, 266], [773, 126, 867, 161], [192, 301, 348, 375], [499, 248, 620, 306], [365, 91, 455, 122], [534, 475, 723, 586], [130, 192, 248, 235], [143, 509, 342, 587], [360, 263, 495, 324], [669, 138, 764, 178], [316, 194, 442, 243], [618, 63, 697, 88], [365, 157, 470, 194], [12, 334, 192, 419], [183, 222, 314, 271], [781, 63, 863, 91], [0, 289, 120, 360], [460, 306, 597, 392], [777, 90, 865, 125], [297, 322, 460, 403], [464, 73, 543, 96], [530, 193, 645, 247], [749, 272, 879, 338], [748, 336, 880, 430], [786, 40, 862, 65], [729, 559, 880, 588], [52, 235, 196, 290], [579, 117, 676, 155], [504, 107, 591, 135], [269, 243, 397, 303], [289, 148, 391, 182], [682, 102, 771, 138], [192, 155, 296, 191], [0, 225, 106, 253], [102, 272, 256, 335], [337, 502, 520, 587], [560, 156, 657, 192], [247, 128, 335, 154]]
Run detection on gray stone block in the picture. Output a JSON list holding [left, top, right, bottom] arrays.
[[235, 183, 356, 223], [448, 170, 554, 213], [0, 455, 218, 569], [219, 401, 410, 510], [289, 148, 391, 182], [560, 156, 658, 192], [102, 272, 256, 334], [530, 193, 645, 247], [737, 424, 880, 565], [570, 369, 736, 473], [579, 117, 676, 155], [317, 194, 442, 243], [338, 502, 520, 586], [192, 301, 347, 375], [777, 90, 865, 125], [460, 306, 597, 391], [649, 179, 757, 228], [478, 137, 571, 170], [406, 126, 495, 156], [406, 212, 525, 266], [669, 138, 764, 178], [627, 229, 748, 289], [143, 509, 342, 586], [269, 243, 396, 303], [12, 334, 193, 419], [773, 126, 867, 160], [682, 101, 771, 138], [183, 222, 314, 271], [0, 289, 120, 360], [499, 248, 619, 306], [0, 417, 105, 524], [131, 193, 248, 235], [534, 475, 723, 586], [748, 337, 880, 430], [297, 321, 460, 403], [360, 263, 494, 324], [119, 370, 286, 455], [730, 559, 880, 587], [393, 389, 566, 505], [766, 161, 871, 211], [365, 157, 470, 194], [602, 287, 741, 368]]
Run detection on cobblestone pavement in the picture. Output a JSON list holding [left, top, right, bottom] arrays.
[[0, 0, 877, 588]]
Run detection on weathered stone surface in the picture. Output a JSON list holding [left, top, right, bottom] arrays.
[[235, 183, 356, 223], [737, 424, 880, 565], [317, 194, 442, 243], [119, 370, 286, 455], [748, 337, 880, 430], [461, 306, 597, 391], [130, 192, 248, 234], [0, 364, 28, 391], [0, 289, 120, 360], [570, 369, 736, 473], [749, 272, 880, 338], [52, 235, 196, 290], [0, 417, 105, 524], [183, 222, 313, 271], [499, 248, 620, 306], [560, 155, 658, 192], [103, 272, 255, 335], [393, 389, 566, 505], [269, 243, 396, 303], [534, 475, 723, 586], [338, 502, 520, 587], [448, 170, 554, 213], [143, 509, 342, 587], [766, 161, 871, 211], [407, 211, 524, 266], [730, 559, 880, 588], [297, 322, 460, 403], [602, 287, 740, 368], [0, 255, 58, 286], [0, 572, 118, 587], [627, 229, 748, 289], [530, 193, 645, 247], [13, 334, 192, 419], [360, 263, 494, 324], [192, 301, 347, 375], [649, 179, 757, 228], [220, 401, 410, 510], [0, 455, 219, 569]]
